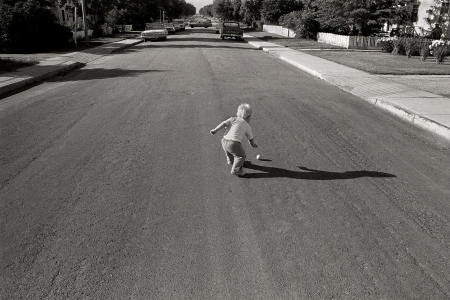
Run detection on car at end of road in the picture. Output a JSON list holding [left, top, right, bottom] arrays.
[[163, 23, 176, 34], [173, 19, 186, 32], [142, 23, 168, 41], [219, 21, 244, 40], [212, 21, 220, 33], [190, 19, 212, 28]]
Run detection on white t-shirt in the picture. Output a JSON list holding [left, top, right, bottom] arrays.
[[223, 117, 253, 143]]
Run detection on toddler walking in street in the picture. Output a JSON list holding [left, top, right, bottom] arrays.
[[210, 103, 258, 176]]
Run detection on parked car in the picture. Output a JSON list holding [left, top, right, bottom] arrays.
[[219, 21, 243, 40], [190, 19, 212, 28], [212, 20, 220, 33], [141, 23, 168, 41], [173, 19, 186, 31], [163, 22, 176, 34]]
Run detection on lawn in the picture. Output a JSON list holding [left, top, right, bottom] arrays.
[[248, 31, 450, 75], [248, 31, 344, 49], [302, 50, 450, 75], [0, 37, 125, 75]]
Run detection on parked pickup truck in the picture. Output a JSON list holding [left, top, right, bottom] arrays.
[[219, 21, 243, 40]]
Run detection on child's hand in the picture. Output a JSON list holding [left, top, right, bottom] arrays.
[[210, 129, 216, 135], [251, 142, 258, 148]]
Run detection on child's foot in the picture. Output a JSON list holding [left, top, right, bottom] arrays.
[[231, 168, 245, 176]]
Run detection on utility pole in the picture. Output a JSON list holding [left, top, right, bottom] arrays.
[[80, 0, 88, 41], [74, 6, 78, 47], [447, 0, 450, 38]]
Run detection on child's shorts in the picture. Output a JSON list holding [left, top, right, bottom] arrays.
[[221, 138, 246, 158]]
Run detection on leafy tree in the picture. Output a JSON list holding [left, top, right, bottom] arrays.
[[105, 0, 195, 30], [425, 0, 450, 38], [0, 0, 71, 53], [183, 3, 196, 16], [213, 0, 235, 20], [232, 0, 242, 20], [279, 10, 320, 38], [261, 0, 302, 24], [312, 0, 417, 36], [241, 0, 263, 25], [104, 6, 127, 28], [200, 4, 214, 16]]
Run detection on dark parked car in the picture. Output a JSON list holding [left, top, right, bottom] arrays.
[[219, 21, 243, 40]]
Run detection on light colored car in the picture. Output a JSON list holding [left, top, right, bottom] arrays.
[[141, 23, 168, 41]]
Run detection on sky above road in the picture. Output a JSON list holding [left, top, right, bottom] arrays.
[[190, 0, 212, 12]]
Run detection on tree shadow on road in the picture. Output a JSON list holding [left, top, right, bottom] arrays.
[[48, 68, 168, 81], [168, 37, 244, 43], [241, 162, 396, 180], [130, 44, 256, 51]]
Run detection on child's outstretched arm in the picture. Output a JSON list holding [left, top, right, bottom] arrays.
[[249, 138, 258, 148], [210, 119, 230, 135]]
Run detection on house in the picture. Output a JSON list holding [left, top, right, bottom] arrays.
[[53, 0, 93, 39], [53, 0, 79, 31], [414, 0, 449, 37]]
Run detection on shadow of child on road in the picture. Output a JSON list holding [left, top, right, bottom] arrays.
[[242, 162, 396, 180]]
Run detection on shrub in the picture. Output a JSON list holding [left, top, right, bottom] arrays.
[[278, 10, 320, 40], [402, 38, 420, 58], [261, 0, 302, 24], [429, 39, 450, 64], [419, 40, 432, 61], [297, 12, 320, 40], [376, 37, 394, 53], [0, 2, 13, 52], [0, 0, 72, 53], [391, 37, 405, 55], [279, 11, 302, 30]]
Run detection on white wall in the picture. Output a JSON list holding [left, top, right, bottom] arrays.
[[317, 32, 349, 48], [263, 25, 296, 38]]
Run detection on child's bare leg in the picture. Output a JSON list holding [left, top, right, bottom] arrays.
[[221, 139, 234, 164], [231, 155, 245, 175], [222, 138, 246, 175], [225, 152, 234, 165]]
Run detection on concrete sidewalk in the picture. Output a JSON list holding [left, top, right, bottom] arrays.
[[245, 34, 450, 141], [0, 38, 142, 99]]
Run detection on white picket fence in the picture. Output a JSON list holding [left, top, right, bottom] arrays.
[[317, 32, 349, 48], [317, 32, 380, 49], [263, 25, 296, 38], [261, 27, 380, 49]]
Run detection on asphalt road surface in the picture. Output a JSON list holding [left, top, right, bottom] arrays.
[[1, 31, 450, 299]]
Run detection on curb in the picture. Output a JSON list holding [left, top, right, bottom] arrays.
[[372, 98, 450, 140], [245, 37, 450, 141], [0, 61, 83, 99], [0, 39, 143, 99], [108, 39, 143, 54]]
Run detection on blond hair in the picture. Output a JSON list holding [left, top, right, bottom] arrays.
[[236, 103, 252, 119]]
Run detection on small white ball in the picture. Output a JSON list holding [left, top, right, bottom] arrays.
[[256, 154, 261, 160]]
